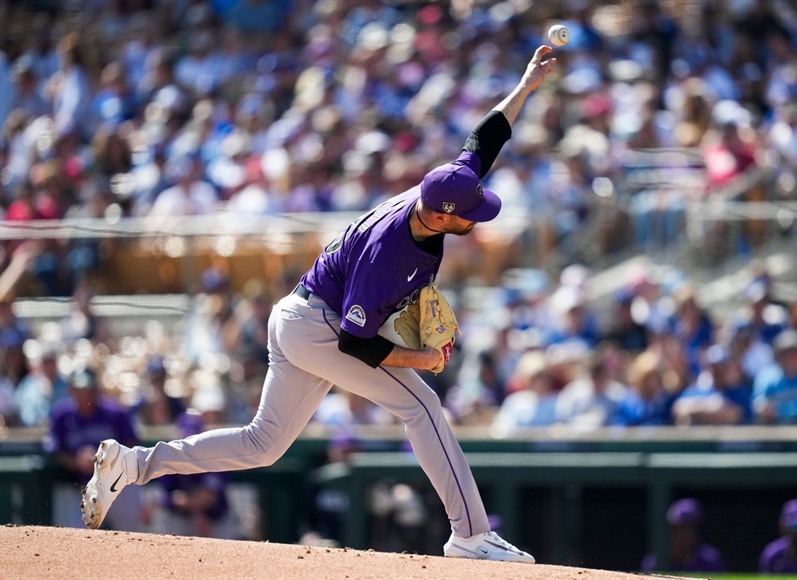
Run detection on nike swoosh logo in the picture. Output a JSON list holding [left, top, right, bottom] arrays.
[[479, 548, 489, 555], [485, 540, 523, 554], [110, 473, 124, 493], [407, 268, 418, 282]]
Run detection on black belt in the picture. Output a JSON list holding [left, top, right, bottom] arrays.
[[293, 283, 311, 299]]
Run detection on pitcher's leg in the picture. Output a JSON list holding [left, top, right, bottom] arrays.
[[361, 366, 490, 537], [134, 359, 332, 484], [278, 307, 490, 537]]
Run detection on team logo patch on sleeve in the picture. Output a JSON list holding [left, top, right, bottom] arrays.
[[345, 305, 367, 327]]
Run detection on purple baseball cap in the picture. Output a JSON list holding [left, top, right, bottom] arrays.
[[780, 499, 797, 531], [667, 498, 704, 526], [420, 163, 501, 222]]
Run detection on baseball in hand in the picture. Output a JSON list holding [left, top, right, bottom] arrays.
[[547, 24, 569, 47]]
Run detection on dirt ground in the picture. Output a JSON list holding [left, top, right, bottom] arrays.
[[0, 525, 692, 579]]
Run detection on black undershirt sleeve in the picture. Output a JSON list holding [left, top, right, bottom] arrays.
[[462, 110, 513, 178], [338, 328, 396, 368]]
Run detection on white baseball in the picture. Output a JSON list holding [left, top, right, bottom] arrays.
[[548, 24, 569, 47]]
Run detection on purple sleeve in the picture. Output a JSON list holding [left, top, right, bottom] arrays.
[[759, 540, 779, 573], [759, 546, 772, 572], [698, 544, 724, 572], [640, 554, 656, 572]]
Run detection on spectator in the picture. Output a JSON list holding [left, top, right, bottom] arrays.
[[672, 344, 752, 426], [50, 32, 92, 141], [174, 32, 225, 96], [0, 353, 17, 428], [641, 337, 688, 407], [10, 55, 49, 120], [556, 348, 627, 429], [702, 110, 757, 193], [13, 342, 67, 427], [135, 47, 182, 106], [313, 388, 393, 428], [0, 47, 13, 131], [189, 370, 229, 428], [602, 290, 649, 354], [744, 279, 790, 344], [1, 326, 29, 389], [63, 178, 115, 292], [148, 154, 218, 216], [767, 103, 797, 170], [760, 499, 797, 574], [669, 284, 713, 377], [0, 297, 30, 337], [182, 267, 234, 365], [545, 285, 599, 349], [132, 355, 185, 427], [225, 0, 292, 34], [206, 130, 254, 201], [753, 329, 797, 425], [492, 350, 558, 432], [91, 125, 133, 178], [641, 498, 724, 573], [45, 367, 140, 529], [222, 280, 274, 369], [60, 282, 111, 346], [613, 350, 675, 427], [92, 61, 136, 128], [446, 349, 506, 421], [727, 315, 775, 383]]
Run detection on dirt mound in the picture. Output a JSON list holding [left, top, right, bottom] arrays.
[[1, 525, 670, 579]]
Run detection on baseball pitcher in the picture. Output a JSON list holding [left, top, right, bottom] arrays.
[[81, 45, 557, 563]]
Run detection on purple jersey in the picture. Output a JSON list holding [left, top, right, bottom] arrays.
[[760, 536, 797, 573], [46, 397, 139, 483], [160, 472, 229, 521], [302, 151, 482, 338], [641, 543, 724, 573]]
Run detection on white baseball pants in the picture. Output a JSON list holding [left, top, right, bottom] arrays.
[[130, 290, 490, 538]]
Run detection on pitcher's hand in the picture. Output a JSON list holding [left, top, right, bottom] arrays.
[[521, 45, 557, 93]]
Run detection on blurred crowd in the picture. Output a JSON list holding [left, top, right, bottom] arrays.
[[446, 261, 797, 432], [2, 258, 797, 433], [1, 0, 797, 294]]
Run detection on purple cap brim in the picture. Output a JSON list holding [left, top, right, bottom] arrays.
[[457, 187, 501, 222]]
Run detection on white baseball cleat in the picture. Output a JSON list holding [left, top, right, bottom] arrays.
[[443, 530, 536, 563], [80, 439, 136, 529]]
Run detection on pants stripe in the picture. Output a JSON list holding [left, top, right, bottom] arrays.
[[322, 309, 473, 537]]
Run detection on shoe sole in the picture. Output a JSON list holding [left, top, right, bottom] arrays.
[[80, 440, 113, 529]]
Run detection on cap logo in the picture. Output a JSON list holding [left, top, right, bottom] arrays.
[[476, 183, 483, 198], [442, 202, 455, 214]]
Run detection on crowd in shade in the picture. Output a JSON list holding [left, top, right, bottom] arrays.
[[0, 0, 795, 428]]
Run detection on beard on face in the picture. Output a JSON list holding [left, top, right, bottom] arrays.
[[448, 221, 476, 236]]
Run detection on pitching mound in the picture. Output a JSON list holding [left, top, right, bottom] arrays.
[[2, 525, 674, 579]]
